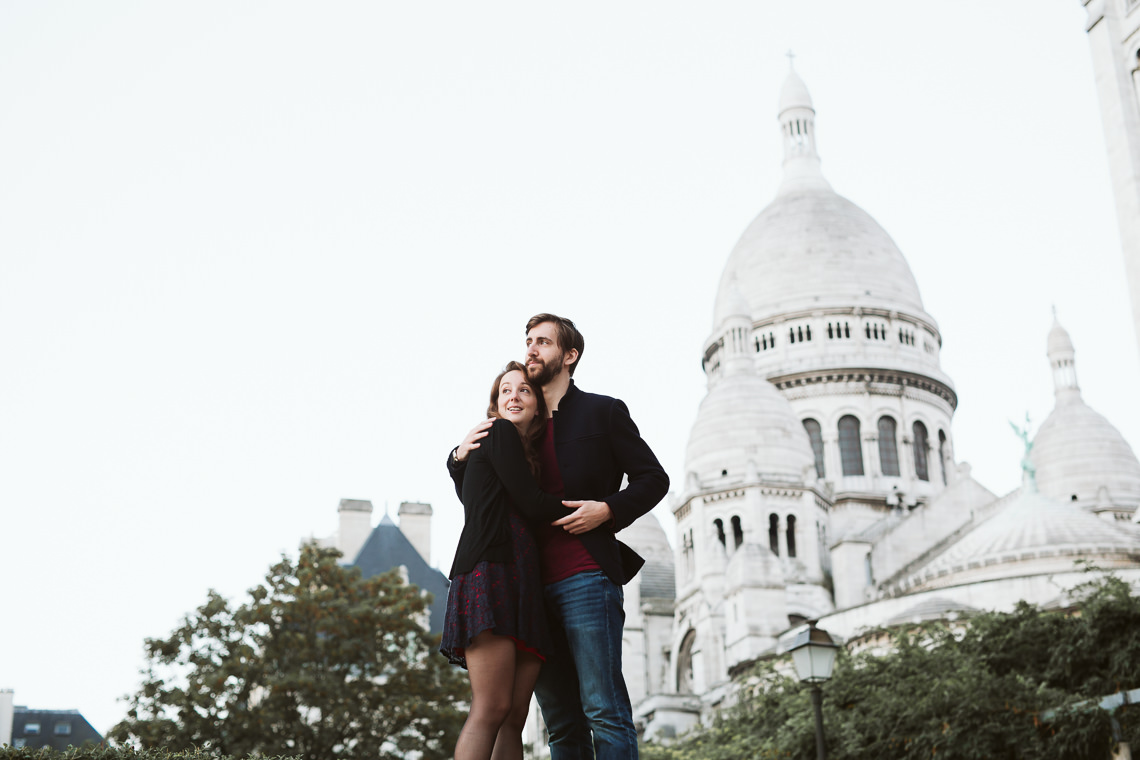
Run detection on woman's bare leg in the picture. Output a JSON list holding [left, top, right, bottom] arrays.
[[455, 632, 519, 760], [490, 651, 543, 760]]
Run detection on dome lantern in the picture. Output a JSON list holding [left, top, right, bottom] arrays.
[[777, 58, 830, 194], [1047, 309, 1080, 405]]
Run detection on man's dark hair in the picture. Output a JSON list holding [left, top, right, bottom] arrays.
[[525, 313, 585, 376]]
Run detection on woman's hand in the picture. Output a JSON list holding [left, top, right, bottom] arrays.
[[454, 419, 494, 462]]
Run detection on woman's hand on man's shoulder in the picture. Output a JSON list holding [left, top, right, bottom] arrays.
[[454, 418, 494, 462]]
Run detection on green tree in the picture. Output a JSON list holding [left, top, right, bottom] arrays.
[[111, 544, 469, 760], [643, 572, 1140, 760]]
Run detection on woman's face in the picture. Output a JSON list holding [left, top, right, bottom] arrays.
[[497, 369, 538, 433]]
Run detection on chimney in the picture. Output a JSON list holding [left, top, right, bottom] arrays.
[[0, 689, 13, 747], [398, 501, 433, 565], [337, 499, 374, 562]]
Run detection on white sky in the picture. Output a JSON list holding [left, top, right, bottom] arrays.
[[2, 0, 1138, 737]]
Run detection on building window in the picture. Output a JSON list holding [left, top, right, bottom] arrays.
[[938, 429, 949, 485], [786, 514, 797, 558], [768, 513, 780, 555], [864, 323, 887, 340], [714, 518, 726, 547], [877, 416, 900, 477], [788, 325, 812, 344], [913, 421, 930, 482], [839, 415, 864, 476], [803, 418, 826, 478], [731, 516, 744, 549], [54, 723, 72, 736], [24, 724, 40, 736]]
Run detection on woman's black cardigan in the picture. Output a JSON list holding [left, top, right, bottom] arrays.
[[447, 418, 567, 579]]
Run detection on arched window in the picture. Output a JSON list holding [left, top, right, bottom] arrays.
[[677, 630, 696, 694], [877, 416, 900, 477], [714, 518, 726, 547], [938, 430, 949, 485], [913, 421, 930, 482], [786, 514, 797, 558], [803, 419, 826, 478], [838, 415, 864, 476], [768, 513, 779, 556], [731, 516, 743, 549]]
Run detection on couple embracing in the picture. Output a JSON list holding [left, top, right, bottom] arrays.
[[441, 313, 669, 760]]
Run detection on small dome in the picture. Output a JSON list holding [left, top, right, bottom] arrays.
[[907, 488, 1140, 589], [885, 597, 979, 627], [624, 512, 676, 601], [624, 511, 673, 565], [1031, 400, 1140, 510], [712, 277, 751, 329], [779, 68, 813, 114], [1047, 319, 1075, 356], [713, 187, 926, 322], [685, 371, 815, 487]]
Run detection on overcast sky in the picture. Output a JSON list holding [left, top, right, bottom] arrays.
[[2, 1, 1137, 737]]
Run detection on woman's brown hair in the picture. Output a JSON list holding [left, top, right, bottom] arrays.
[[487, 360, 547, 479]]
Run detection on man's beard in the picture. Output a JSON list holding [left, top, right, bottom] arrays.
[[526, 352, 563, 387]]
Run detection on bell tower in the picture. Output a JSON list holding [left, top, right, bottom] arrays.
[[1078, 0, 1140, 356]]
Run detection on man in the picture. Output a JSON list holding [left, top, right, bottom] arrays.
[[449, 313, 669, 760]]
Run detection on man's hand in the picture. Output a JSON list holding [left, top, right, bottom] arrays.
[[554, 500, 614, 535], [454, 419, 493, 462]]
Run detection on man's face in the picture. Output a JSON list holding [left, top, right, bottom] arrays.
[[525, 322, 570, 386]]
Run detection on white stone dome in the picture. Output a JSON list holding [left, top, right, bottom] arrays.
[[778, 68, 813, 114], [685, 370, 815, 487], [1047, 320, 1075, 355], [906, 487, 1140, 591], [1031, 400, 1140, 509], [712, 277, 752, 330], [714, 186, 926, 322], [624, 512, 676, 601], [1031, 317, 1140, 510]]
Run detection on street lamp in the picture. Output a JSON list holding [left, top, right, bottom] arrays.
[[788, 620, 839, 760]]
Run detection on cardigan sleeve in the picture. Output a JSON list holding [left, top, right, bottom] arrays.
[[446, 447, 466, 501], [485, 419, 569, 523]]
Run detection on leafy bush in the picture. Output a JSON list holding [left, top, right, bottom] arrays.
[[642, 571, 1139, 759], [0, 749, 297, 760]]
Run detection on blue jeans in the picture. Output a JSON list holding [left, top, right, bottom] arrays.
[[533, 570, 637, 760]]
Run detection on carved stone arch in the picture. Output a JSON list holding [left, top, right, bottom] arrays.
[[677, 629, 697, 694]]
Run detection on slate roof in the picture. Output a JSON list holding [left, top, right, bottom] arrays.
[[11, 708, 103, 750], [640, 559, 676, 601], [350, 515, 450, 635]]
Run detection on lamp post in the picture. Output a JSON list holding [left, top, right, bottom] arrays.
[[788, 620, 839, 760]]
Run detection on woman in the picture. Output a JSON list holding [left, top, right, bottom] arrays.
[[441, 361, 568, 760]]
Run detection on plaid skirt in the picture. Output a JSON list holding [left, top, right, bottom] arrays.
[[440, 513, 552, 669]]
